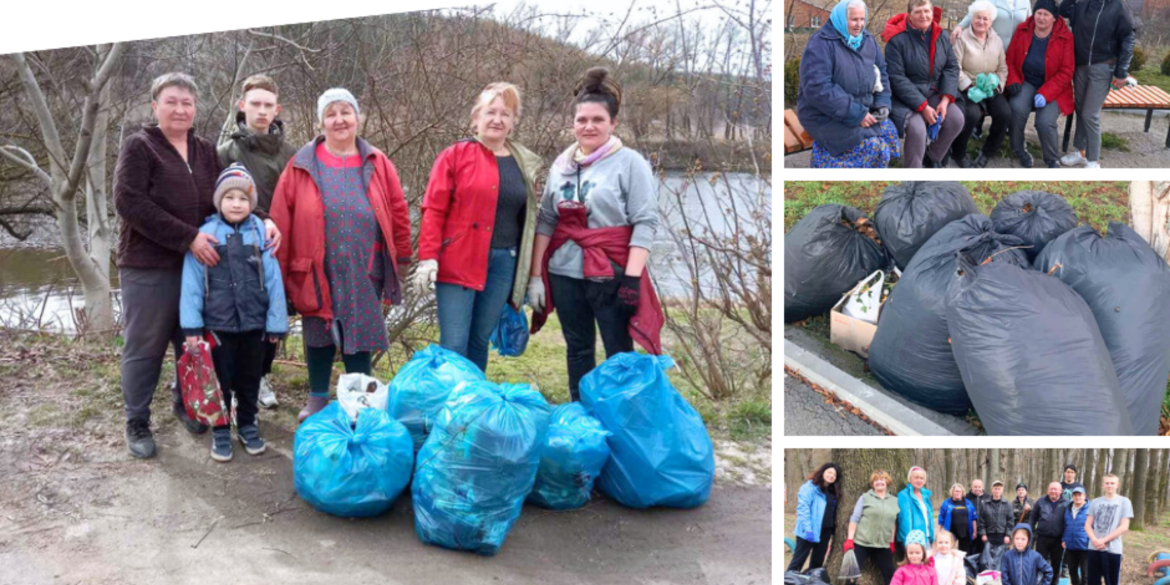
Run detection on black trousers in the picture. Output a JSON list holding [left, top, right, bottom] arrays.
[[954, 532, 973, 556], [970, 533, 986, 557], [787, 530, 834, 572], [951, 92, 1011, 159], [1065, 548, 1089, 585], [549, 273, 634, 401], [851, 545, 896, 585], [1035, 535, 1064, 585], [210, 330, 264, 429], [262, 337, 277, 376], [1087, 550, 1122, 585]]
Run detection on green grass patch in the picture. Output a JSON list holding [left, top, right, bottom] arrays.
[[728, 399, 772, 441], [1100, 132, 1130, 152], [784, 181, 1130, 233], [1133, 63, 1170, 94]]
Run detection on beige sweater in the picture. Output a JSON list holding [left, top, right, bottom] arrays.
[[953, 27, 1008, 93]]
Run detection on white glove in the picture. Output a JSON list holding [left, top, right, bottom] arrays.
[[410, 259, 438, 297], [873, 64, 883, 93], [527, 276, 546, 313]]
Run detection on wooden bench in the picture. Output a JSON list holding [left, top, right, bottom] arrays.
[[784, 109, 814, 155], [1063, 84, 1170, 151]]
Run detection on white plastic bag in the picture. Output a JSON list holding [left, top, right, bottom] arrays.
[[976, 571, 1002, 585], [337, 373, 390, 424], [841, 270, 885, 324]]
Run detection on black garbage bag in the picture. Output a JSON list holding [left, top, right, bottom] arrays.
[[990, 191, 1078, 261], [783, 568, 833, 585], [965, 552, 980, 580], [944, 254, 1133, 435], [979, 543, 1009, 572], [873, 181, 980, 270], [785, 204, 888, 323], [870, 214, 1028, 415], [1035, 222, 1170, 436]]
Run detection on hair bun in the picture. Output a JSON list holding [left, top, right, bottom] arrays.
[[575, 67, 622, 109]]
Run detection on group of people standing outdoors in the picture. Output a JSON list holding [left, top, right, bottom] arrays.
[[115, 67, 662, 461], [796, 0, 1135, 169], [788, 462, 1135, 585]]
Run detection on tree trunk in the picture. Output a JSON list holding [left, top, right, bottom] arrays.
[[786, 450, 805, 514], [990, 449, 1000, 485], [1156, 449, 1169, 519], [823, 449, 913, 585], [1133, 449, 1149, 531], [1094, 448, 1108, 498], [1008, 449, 1018, 484], [1128, 181, 1170, 264], [945, 449, 955, 491], [1114, 449, 1129, 495]]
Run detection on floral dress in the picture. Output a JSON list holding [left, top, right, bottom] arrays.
[[302, 143, 389, 353], [810, 119, 901, 168]]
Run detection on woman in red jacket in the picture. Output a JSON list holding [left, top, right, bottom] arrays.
[[269, 88, 413, 422], [1004, 0, 1074, 168], [411, 82, 543, 371]]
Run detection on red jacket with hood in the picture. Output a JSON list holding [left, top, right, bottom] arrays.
[[269, 137, 413, 321], [1006, 16, 1076, 116]]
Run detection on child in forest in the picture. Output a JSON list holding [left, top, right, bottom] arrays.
[[180, 164, 287, 461], [1000, 523, 1053, 585], [929, 529, 966, 585], [892, 530, 938, 585]]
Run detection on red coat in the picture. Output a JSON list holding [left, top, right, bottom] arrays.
[[531, 202, 664, 355], [269, 138, 413, 320], [1006, 16, 1075, 116], [418, 139, 539, 294]]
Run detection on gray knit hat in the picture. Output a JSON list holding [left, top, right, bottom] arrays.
[[213, 163, 257, 212], [317, 87, 360, 123]]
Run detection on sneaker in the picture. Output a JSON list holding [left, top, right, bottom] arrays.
[[973, 153, 990, 168], [171, 384, 209, 435], [1046, 160, 1060, 168], [1085, 161, 1101, 169], [298, 395, 329, 423], [126, 418, 157, 459], [237, 424, 267, 456], [1060, 151, 1087, 167], [1017, 150, 1034, 168], [257, 376, 279, 409], [210, 428, 233, 462]]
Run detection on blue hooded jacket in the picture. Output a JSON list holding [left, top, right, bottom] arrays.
[[1062, 500, 1091, 550], [793, 480, 830, 543], [796, 13, 892, 157], [180, 213, 287, 338], [938, 496, 979, 534], [1001, 523, 1053, 585], [897, 485, 935, 544]]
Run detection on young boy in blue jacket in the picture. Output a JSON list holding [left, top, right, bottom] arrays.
[[1001, 523, 1053, 585], [181, 164, 287, 462]]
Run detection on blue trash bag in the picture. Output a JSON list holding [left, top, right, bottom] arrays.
[[490, 304, 530, 357], [527, 402, 612, 510], [293, 402, 414, 518], [412, 381, 552, 555], [580, 352, 715, 509], [388, 345, 485, 451]]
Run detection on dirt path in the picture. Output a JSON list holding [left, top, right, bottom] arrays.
[[0, 334, 771, 584]]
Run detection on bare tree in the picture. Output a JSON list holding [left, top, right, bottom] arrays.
[[1, 44, 127, 337]]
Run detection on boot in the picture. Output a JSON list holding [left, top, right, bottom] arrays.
[[298, 395, 329, 423]]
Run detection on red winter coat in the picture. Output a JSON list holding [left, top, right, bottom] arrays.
[[1006, 16, 1076, 116], [269, 137, 413, 321], [418, 139, 541, 306], [531, 202, 664, 354]]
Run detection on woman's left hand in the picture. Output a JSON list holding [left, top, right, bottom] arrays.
[[860, 113, 878, 128], [264, 219, 282, 254], [618, 274, 641, 310], [937, 98, 950, 121]]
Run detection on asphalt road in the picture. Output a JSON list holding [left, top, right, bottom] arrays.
[[783, 374, 882, 436]]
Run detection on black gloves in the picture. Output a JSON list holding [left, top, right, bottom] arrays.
[[1006, 83, 1022, 98]]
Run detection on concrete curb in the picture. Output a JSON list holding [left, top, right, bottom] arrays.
[[784, 339, 956, 436]]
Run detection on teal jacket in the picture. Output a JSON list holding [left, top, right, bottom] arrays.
[[897, 485, 935, 544]]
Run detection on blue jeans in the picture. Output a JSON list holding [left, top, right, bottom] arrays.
[[435, 247, 517, 371]]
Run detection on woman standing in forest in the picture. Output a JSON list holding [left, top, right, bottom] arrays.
[[843, 469, 900, 585], [270, 88, 413, 422], [938, 483, 978, 553], [412, 82, 543, 372], [527, 67, 664, 400], [897, 466, 935, 556], [789, 462, 843, 572]]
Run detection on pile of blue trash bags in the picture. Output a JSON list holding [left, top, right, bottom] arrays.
[[292, 344, 717, 556]]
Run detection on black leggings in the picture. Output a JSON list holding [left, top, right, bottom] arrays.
[[851, 545, 896, 585], [951, 91, 1011, 159], [787, 530, 834, 572], [305, 345, 371, 396]]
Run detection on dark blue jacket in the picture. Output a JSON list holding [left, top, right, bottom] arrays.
[[938, 497, 979, 535], [796, 22, 891, 156], [882, 9, 960, 136], [180, 213, 288, 337], [1001, 524, 1053, 585], [1028, 495, 1068, 539], [1062, 502, 1091, 550]]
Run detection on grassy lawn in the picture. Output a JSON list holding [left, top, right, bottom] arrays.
[[783, 181, 1129, 232]]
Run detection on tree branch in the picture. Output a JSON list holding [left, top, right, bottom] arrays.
[[62, 43, 128, 203], [0, 144, 52, 185], [9, 52, 66, 180], [247, 29, 323, 53]]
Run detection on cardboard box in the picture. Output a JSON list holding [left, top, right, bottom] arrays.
[[829, 278, 884, 359]]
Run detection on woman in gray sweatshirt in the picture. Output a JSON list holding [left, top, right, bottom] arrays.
[[527, 67, 660, 400]]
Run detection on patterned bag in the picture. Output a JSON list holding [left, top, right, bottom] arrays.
[[178, 339, 230, 427]]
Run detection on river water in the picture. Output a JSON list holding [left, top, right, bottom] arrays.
[[0, 172, 770, 332]]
